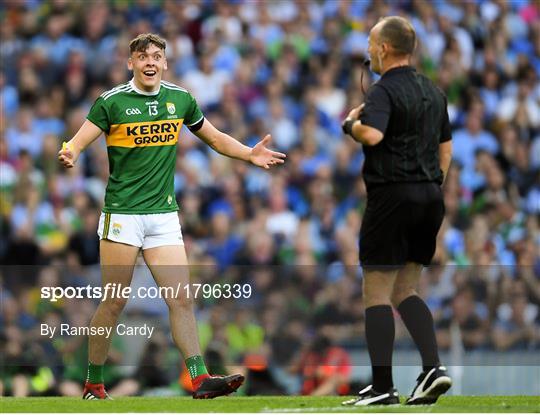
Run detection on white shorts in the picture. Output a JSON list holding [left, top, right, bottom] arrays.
[[97, 212, 184, 249]]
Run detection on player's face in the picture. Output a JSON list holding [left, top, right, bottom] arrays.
[[128, 44, 167, 92]]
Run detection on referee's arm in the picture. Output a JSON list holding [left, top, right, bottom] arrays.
[[342, 85, 389, 146], [439, 141, 452, 183], [439, 101, 453, 184], [347, 119, 383, 146]]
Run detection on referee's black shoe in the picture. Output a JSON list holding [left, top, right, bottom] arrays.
[[342, 384, 399, 406], [192, 374, 245, 399], [406, 366, 452, 405]]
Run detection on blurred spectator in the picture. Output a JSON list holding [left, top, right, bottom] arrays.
[[268, 319, 304, 395], [296, 334, 351, 396], [182, 52, 231, 110], [30, 14, 81, 66], [492, 293, 540, 350], [225, 309, 264, 363], [0, 71, 19, 118], [67, 208, 100, 266], [135, 331, 177, 395], [452, 112, 499, 174], [5, 108, 46, 159], [265, 99, 298, 151], [312, 69, 346, 119], [496, 81, 540, 130], [437, 287, 488, 350], [204, 210, 244, 272], [265, 186, 299, 242]]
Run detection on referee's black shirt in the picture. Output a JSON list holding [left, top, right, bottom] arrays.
[[359, 66, 452, 190]]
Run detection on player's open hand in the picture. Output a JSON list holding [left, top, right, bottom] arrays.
[[249, 134, 286, 169], [58, 142, 78, 168]]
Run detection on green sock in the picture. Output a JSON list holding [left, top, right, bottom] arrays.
[[87, 362, 104, 384], [185, 355, 208, 379]]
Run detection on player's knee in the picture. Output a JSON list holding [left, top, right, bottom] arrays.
[[102, 297, 128, 315], [164, 294, 194, 311]]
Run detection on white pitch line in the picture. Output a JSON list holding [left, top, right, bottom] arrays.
[[261, 407, 366, 413]]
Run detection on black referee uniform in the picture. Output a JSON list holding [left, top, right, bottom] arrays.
[[358, 66, 452, 268]]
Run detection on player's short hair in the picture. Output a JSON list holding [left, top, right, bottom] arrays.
[[129, 33, 166, 54], [378, 16, 416, 56]]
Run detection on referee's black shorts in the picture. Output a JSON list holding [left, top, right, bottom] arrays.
[[359, 182, 444, 270]]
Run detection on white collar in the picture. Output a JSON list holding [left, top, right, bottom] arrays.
[[129, 78, 160, 96]]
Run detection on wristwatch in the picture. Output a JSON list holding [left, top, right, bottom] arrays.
[[342, 118, 356, 136]]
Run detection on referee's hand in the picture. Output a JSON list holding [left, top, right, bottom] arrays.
[[346, 103, 365, 120]]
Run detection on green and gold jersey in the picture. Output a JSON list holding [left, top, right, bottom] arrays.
[[87, 79, 204, 214]]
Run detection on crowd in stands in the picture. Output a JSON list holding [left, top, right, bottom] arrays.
[[1, 0, 539, 397]]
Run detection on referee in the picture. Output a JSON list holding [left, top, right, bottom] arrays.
[[341, 16, 453, 406]]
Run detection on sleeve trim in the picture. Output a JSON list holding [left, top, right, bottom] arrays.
[[186, 115, 204, 127], [187, 117, 204, 132]]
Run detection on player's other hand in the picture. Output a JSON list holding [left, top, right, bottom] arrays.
[[347, 103, 365, 120], [58, 142, 78, 168], [249, 134, 286, 169]]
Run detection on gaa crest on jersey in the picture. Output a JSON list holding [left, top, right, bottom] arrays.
[[166, 102, 176, 115], [167, 195, 173, 205]]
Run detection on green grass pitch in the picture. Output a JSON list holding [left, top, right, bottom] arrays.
[[1, 396, 539, 413]]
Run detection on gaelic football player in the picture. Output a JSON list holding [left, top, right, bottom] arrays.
[[58, 33, 286, 400]]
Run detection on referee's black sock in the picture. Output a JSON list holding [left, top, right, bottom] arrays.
[[397, 295, 440, 372], [365, 305, 395, 392]]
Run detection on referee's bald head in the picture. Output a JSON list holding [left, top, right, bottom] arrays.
[[374, 16, 416, 56]]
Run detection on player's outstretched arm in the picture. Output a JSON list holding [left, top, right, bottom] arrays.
[[194, 118, 286, 169], [58, 120, 103, 168]]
